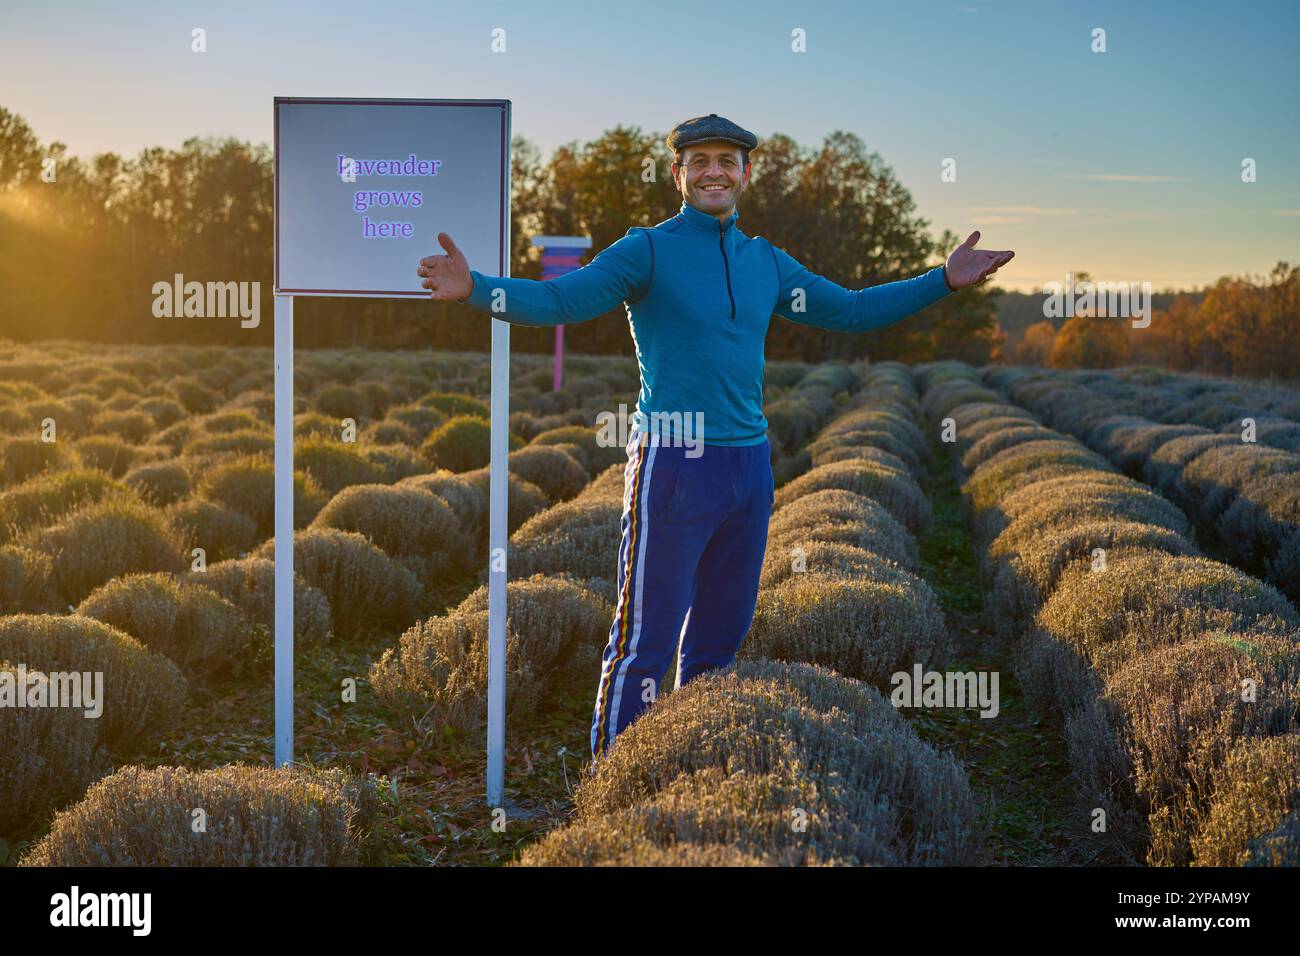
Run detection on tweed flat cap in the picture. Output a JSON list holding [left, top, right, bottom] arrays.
[[666, 114, 758, 153]]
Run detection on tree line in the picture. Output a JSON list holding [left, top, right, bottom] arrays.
[[0, 107, 999, 362], [1004, 266, 1299, 379]]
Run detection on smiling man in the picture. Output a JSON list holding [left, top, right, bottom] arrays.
[[417, 113, 1014, 762]]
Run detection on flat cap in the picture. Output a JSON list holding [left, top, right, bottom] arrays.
[[666, 114, 758, 153]]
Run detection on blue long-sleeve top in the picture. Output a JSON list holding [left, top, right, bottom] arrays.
[[464, 200, 953, 446]]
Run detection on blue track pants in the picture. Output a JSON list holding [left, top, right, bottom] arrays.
[[589, 427, 774, 759]]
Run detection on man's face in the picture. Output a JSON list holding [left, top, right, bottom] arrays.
[[673, 142, 750, 215]]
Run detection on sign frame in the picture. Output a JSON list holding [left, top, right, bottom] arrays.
[[273, 96, 510, 297], [271, 96, 512, 807]]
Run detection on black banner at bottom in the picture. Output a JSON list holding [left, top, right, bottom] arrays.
[[0, 864, 1284, 941]]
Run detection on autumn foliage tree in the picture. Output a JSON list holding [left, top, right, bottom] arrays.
[[1011, 320, 1056, 366], [1047, 315, 1132, 368], [1124, 263, 1299, 378], [1195, 263, 1300, 378], [1128, 291, 1207, 370]]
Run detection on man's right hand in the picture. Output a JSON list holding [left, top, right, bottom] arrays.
[[417, 232, 473, 301]]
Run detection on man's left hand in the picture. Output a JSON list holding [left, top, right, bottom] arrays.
[[945, 230, 1015, 290]]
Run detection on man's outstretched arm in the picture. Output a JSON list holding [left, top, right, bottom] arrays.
[[769, 230, 1014, 333], [418, 229, 652, 327]]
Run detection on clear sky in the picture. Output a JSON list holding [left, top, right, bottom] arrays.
[[3, 0, 1297, 292]]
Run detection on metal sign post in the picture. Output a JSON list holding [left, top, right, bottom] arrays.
[[487, 119, 512, 811], [273, 294, 294, 767], [486, 315, 508, 806], [271, 99, 511, 800]]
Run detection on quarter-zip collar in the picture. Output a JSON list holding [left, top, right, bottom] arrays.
[[676, 200, 741, 323], [678, 200, 739, 236]]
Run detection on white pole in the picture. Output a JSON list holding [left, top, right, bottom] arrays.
[[273, 294, 295, 767], [487, 316, 508, 805], [487, 105, 512, 808]]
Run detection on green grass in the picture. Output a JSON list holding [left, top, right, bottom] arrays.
[[908, 441, 1090, 865]]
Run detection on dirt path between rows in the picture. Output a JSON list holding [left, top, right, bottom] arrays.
[[906, 439, 1106, 866]]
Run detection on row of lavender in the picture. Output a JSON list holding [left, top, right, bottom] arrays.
[[917, 361, 1298, 866], [984, 366, 1300, 602]]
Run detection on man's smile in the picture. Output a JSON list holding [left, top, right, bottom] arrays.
[[696, 180, 735, 204]]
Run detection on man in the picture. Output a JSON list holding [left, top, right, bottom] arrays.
[[417, 114, 1014, 761]]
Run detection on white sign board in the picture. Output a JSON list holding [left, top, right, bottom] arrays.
[[274, 97, 510, 295], [271, 97, 512, 808]]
